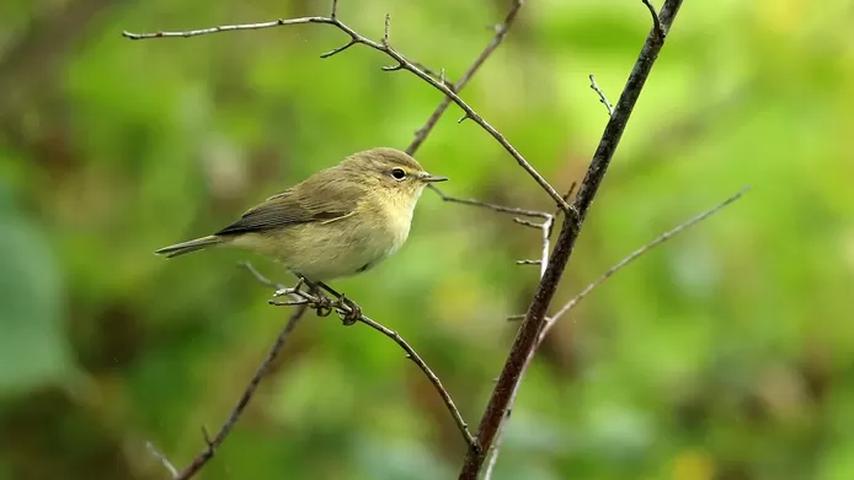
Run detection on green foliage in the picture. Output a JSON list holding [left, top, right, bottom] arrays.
[[1, 0, 852, 478]]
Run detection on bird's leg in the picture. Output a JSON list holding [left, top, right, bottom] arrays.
[[293, 275, 335, 317], [318, 281, 362, 326], [273, 276, 304, 298]]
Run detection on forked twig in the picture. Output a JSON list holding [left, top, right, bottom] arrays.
[[482, 187, 747, 478], [265, 275, 479, 451], [460, 1, 685, 477], [122, 0, 570, 212]]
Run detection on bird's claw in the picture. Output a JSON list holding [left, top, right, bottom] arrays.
[[337, 295, 362, 326]]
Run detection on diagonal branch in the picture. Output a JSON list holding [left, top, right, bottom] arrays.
[[458, 1, 685, 477], [547, 187, 748, 324], [406, 0, 524, 155], [137, 2, 535, 478], [122, 1, 570, 212], [482, 187, 748, 478], [267, 279, 479, 450], [174, 294, 308, 480]]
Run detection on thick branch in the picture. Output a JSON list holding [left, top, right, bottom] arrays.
[[122, 4, 569, 211], [482, 188, 747, 478], [458, 1, 684, 477]]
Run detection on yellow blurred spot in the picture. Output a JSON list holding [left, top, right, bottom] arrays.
[[671, 449, 715, 480], [756, 0, 804, 33]]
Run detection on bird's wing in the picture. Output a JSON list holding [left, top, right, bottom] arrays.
[[215, 175, 362, 236]]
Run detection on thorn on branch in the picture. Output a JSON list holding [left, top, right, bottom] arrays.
[[641, 0, 664, 38], [588, 74, 614, 117], [457, 113, 472, 124], [201, 426, 214, 450], [320, 38, 357, 58], [515, 259, 542, 266], [381, 62, 405, 71]]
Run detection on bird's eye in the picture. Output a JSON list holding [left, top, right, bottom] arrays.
[[390, 168, 407, 181]]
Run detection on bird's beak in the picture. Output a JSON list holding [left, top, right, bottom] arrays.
[[420, 172, 448, 183]]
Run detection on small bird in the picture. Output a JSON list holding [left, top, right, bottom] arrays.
[[156, 147, 447, 283]]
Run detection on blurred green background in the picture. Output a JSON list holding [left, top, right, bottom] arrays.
[[1, 0, 853, 478]]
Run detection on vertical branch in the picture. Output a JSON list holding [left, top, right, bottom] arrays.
[[458, 1, 684, 477]]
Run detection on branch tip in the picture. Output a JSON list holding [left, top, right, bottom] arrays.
[[383, 13, 391, 45], [320, 38, 357, 58], [588, 74, 614, 117], [641, 0, 664, 37]]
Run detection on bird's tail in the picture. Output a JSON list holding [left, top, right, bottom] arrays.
[[155, 235, 222, 258]]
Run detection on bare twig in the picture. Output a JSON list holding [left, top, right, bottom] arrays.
[[356, 314, 479, 451], [482, 187, 747, 478], [588, 74, 614, 117], [459, 1, 685, 477], [146, 441, 179, 479], [129, 2, 539, 477], [430, 186, 549, 220], [173, 278, 308, 480], [406, 0, 525, 154], [265, 280, 479, 451], [122, 1, 570, 212], [548, 187, 748, 323]]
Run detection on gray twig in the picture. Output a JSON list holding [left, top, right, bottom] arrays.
[[146, 441, 179, 479], [548, 187, 748, 324], [588, 74, 614, 117], [265, 279, 479, 451], [171, 266, 308, 480], [122, 0, 569, 212]]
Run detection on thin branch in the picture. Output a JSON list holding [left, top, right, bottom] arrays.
[[406, 0, 525, 155], [266, 280, 479, 451], [429, 185, 549, 219], [174, 296, 308, 480], [356, 314, 479, 451], [548, 187, 749, 323], [128, 2, 533, 477], [481, 187, 747, 478], [122, 2, 570, 212], [588, 74, 614, 117], [146, 441, 179, 479], [459, 1, 684, 477]]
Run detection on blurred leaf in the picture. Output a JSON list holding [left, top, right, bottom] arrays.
[[0, 197, 74, 396]]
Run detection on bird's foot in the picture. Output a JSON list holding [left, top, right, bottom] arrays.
[[337, 295, 362, 326]]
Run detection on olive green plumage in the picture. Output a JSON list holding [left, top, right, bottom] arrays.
[[156, 147, 447, 280]]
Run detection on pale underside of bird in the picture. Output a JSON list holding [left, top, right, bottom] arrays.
[[155, 147, 447, 281]]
